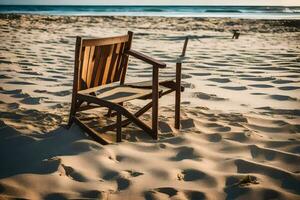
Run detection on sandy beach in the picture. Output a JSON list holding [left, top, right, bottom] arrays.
[[0, 14, 300, 199]]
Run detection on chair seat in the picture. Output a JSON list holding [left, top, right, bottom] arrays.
[[126, 78, 184, 92], [78, 81, 172, 104], [97, 86, 155, 103], [78, 84, 151, 104], [125, 78, 175, 88]]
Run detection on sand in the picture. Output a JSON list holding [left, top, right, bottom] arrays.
[[0, 14, 300, 199]]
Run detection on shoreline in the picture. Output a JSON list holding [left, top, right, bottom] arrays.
[[1, 13, 300, 19], [1, 14, 300, 33]]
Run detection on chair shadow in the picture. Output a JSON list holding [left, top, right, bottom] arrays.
[[0, 118, 176, 180], [0, 122, 100, 179]]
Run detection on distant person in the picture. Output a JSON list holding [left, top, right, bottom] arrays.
[[232, 29, 240, 39]]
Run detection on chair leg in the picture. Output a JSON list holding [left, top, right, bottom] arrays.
[[67, 116, 73, 128], [175, 62, 181, 129], [67, 99, 76, 128], [152, 67, 159, 140], [116, 112, 122, 142], [105, 108, 113, 117], [106, 103, 124, 118]]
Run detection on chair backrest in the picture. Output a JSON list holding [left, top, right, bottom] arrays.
[[73, 31, 133, 92]]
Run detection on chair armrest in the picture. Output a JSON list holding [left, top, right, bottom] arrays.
[[176, 36, 189, 64], [125, 49, 166, 68]]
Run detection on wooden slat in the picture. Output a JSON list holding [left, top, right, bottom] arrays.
[[101, 45, 114, 85], [82, 35, 129, 47], [93, 48, 104, 88], [80, 46, 91, 89], [115, 42, 122, 53], [97, 45, 111, 86], [93, 45, 108, 87], [112, 43, 125, 82], [114, 44, 127, 82], [86, 46, 95, 88], [106, 43, 119, 84], [89, 46, 101, 88], [120, 55, 129, 84], [102, 55, 112, 85]]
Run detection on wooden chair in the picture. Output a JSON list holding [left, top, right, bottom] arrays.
[[68, 31, 188, 144]]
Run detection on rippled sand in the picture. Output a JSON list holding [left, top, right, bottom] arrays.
[[0, 14, 300, 199]]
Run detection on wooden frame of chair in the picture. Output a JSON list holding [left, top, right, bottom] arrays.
[[68, 31, 188, 144]]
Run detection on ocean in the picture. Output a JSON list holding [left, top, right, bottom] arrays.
[[0, 5, 300, 19]]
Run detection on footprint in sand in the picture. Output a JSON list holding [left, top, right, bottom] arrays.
[[224, 175, 259, 197], [58, 164, 88, 182], [124, 170, 144, 177], [206, 133, 222, 142], [242, 77, 275, 81], [255, 106, 300, 117], [11, 92, 30, 99], [6, 81, 35, 85], [278, 86, 300, 91], [251, 92, 266, 96], [272, 79, 295, 84], [0, 74, 11, 79], [102, 169, 143, 191], [0, 60, 12, 64], [184, 190, 206, 200], [146, 187, 206, 200], [269, 94, 297, 101], [180, 118, 195, 129], [234, 158, 300, 193], [21, 97, 47, 105], [80, 190, 105, 199], [221, 86, 248, 91], [207, 78, 231, 83], [34, 89, 72, 97], [180, 168, 217, 187], [248, 84, 274, 88], [170, 146, 201, 161], [154, 187, 178, 197], [193, 92, 227, 101], [224, 132, 250, 142], [43, 157, 88, 182], [19, 71, 42, 76], [0, 88, 22, 95], [190, 72, 211, 77], [158, 121, 173, 133]]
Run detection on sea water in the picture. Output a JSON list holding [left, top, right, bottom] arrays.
[[0, 5, 299, 19]]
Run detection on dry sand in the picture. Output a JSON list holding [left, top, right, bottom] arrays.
[[0, 14, 300, 199]]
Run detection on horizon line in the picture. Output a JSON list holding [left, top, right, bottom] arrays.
[[1, 4, 300, 7]]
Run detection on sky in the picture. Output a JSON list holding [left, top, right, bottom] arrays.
[[0, 0, 299, 6]]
